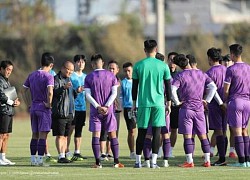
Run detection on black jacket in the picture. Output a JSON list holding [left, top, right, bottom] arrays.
[[0, 74, 14, 116], [52, 72, 77, 119]]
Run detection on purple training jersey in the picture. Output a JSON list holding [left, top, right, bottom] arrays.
[[224, 62, 250, 101], [23, 70, 54, 112], [85, 69, 118, 132], [206, 64, 226, 105], [172, 69, 212, 111]]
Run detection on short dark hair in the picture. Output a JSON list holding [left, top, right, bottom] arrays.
[[41, 52, 54, 66], [155, 52, 165, 61], [91, 53, 103, 62], [173, 54, 189, 68], [186, 54, 196, 65], [108, 60, 119, 67], [0, 60, 13, 69], [207, 48, 222, 62], [167, 52, 178, 59], [229, 44, 243, 57], [73, 55, 86, 63], [144, 39, 157, 52], [123, 62, 133, 69], [222, 54, 231, 62]]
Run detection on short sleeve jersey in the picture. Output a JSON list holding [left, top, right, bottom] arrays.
[[84, 69, 118, 112], [70, 72, 87, 111], [132, 57, 171, 107], [23, 70, 54, 111], [172, 69, 212, 110], [121, 78, 133, 108], [224, 62, 250, 101], [206, 64, 227, 104]]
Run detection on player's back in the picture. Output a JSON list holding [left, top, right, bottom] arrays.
[[226, 62, 250, 101], [175, 69, 210, 110], [85, 69, 117, 106]]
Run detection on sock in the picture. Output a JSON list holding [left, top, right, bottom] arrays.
[[92, 137, 100, 164], [74, 150, 80, 154], [30, 139, 38, 155], [1, 153, 5, 160], [201, 139, 210, 154], [210, 147, 215, 154], [243, 136, 249, 162], [151, 153, 158, 165], [235, 136, 245, 163], [170, 146, 174, 155], [45, 153, 51, 157], [31, 155, 36, 162], [216, 135, 225, 162], [37, 139, 46, 156], [136, 154, 141, 164], [66, 151, 72, 157], [225, 136, 228, 155], [158, 146, 163, 157], [230, 147, 235, 153], [143, 138, 151, 160], [59, 153, 65, 159], [203, 153, 210, 163], [186, 153, 193, 163], [163, 138, 171, 159], [37, 155, 43, 164], [191, 138, 195, 156], [110, 138, 119, 164], [184, 138, 193, 154]]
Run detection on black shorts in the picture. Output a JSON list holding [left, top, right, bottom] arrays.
[[71, 111, 86, 137], [123, 108, 136, 131], [52, 114, 73, 136], [170, 106, 180, 129], [0, 115, 13, 133]]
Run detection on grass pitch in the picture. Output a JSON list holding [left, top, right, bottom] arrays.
[[1, 117, 250, 180]]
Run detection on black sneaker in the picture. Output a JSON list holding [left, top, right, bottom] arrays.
[[71, 153, 87, 161], [57, 158, 72, 163], [100, 154, 108, 161], [212, 160, 227, 166]]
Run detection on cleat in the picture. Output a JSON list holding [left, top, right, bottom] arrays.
[[150, 163, 160, 169], [31, 161, 37, 166], [57, 158, 72, 163], [229, 152, 237, 159], [92, 164, 102, 168], [246, 162, 250, 167], [2, 158, 15, 165], [0, 159, 9, 166], [100, 154, 109, 161], [134, 163, 142, 168], [45, 156, 57, 163], [212, 160, 227, 166], [113, 163, 124, 168], [162, 160, 169, 167], [71, 153, 87, 161], [178, 162, 194, 168], [37, 162, 50, 167], [228, 162, 247, 167], [203, 161, 211, 167], [107, 154, 113, 160], [130, 152, 136, 159], [141, 160, 150, 168]]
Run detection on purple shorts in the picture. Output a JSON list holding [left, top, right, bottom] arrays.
[[227, 98, 250, 128], [208, 105, 227, 131], [30, 110, 52, 133], [89, 108, 117, 132], [178, 108, 207, 135], [146, 114, 170, 135]]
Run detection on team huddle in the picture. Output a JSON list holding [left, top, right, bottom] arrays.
[[0, 40, 249, 169]]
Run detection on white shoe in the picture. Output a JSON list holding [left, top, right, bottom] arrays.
[[100, 154, 109, 161], [130, 152, 136, 159], [0, 159, 9, 166], [162, 160, 169, 167], [151, 163, 160, 169], [141, 160, 150, 168], [3, 158, 15, 165]]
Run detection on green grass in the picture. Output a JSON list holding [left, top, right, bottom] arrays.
[[1, 117, 250, 180]]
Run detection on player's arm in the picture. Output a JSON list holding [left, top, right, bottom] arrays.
[[213, 91, 223, 105], [21, 86, 32, 108], [223, 82, 230, 103], [164, 79, 172, 114], [44, 85, 53, 108], [105, 85, 118, 107], [204, 81, 217, 103], [132, 79, 138, 109], [85, 88, 101, 109], [171, 85, 181, 106]]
